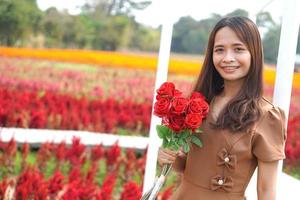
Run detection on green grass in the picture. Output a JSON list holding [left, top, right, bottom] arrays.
[[284, 165, 300, 180]]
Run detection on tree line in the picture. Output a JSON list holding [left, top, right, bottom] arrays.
[[0, 0, 299, 63]]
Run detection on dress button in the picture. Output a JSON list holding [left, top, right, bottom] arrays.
[[218, 179, 224, 185], [224, 157, 230, 163]]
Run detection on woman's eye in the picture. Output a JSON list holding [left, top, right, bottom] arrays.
[[235, 48, 245, 52], [214, 48, 223, 53]]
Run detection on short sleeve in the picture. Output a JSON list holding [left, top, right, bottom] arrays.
[[252, 106, 287, 162]]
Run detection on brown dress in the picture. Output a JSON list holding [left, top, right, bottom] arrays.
[[170, 97, 287, 200]]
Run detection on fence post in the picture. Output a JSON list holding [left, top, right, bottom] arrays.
[[273, 0, 299, 198], [142, 20, 174, 194]]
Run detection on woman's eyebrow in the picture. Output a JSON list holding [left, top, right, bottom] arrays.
[[214, 42, 245, 48], [232, 43, 245, 46], [214, 44, 223, 48]]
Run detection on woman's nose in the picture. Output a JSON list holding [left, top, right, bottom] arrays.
[[222, 51, 235, 63]]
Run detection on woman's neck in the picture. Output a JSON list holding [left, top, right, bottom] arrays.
[[220, 79, 244, 99]]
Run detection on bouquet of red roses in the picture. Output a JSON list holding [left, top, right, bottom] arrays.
[[142, 82, 209, 200]]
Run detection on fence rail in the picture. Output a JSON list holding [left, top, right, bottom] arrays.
[[0, 127, 149, 149]]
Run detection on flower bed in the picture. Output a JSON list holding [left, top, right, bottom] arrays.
[[1, 54, 300, 177], [0, 56, 194, 102], [0, 87, 152, 135], [0, 47, 202, 76], [0, 137, 175, 200]]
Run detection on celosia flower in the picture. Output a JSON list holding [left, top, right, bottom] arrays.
[[48, 170, 65, 196], [65, 137, 86, 168], [14, 167, 48, 199], [160, 186, 174, 200], [101, 173, 116, 200], [37, 141, 53, 171], [105, 142, 121, 169], [91, 144, 104, 162], [120, 181, 142, 200]]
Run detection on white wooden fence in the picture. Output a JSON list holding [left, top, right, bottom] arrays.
[[1, 127, 300, 200]]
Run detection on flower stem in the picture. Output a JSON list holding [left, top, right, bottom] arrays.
[[141, 164, 172, 200]]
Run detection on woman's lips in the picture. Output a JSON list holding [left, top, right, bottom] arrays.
[[221, 66, 239, 73]]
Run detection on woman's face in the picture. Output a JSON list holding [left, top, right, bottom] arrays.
[[213, 27, 251, 83]]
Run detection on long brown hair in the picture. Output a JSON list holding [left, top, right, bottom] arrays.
[[193, 16, 263, 133]]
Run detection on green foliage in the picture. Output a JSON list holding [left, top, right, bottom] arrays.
[[0, 1, 297, 63], [283, 165, 300, 180], [171, 14, 221, 54], [0, 0, 42, 46], [256, 11, 275, 28], [94, 15, 133, 50], [0, 0, 159, 51], [129, 22, 160, 51], [225, 9, 249, 18], [81, 0, 151, 16], [181, 29, 209, 54], [171, 16, 198, 53], [263, 24, 281, 63], [156, 125, 203, 153]]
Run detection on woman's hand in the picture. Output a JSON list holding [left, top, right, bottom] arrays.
[[157, 147, 187, 166]]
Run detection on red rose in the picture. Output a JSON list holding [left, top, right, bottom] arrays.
[[165, 114, 185, 133], [174, 89, 182, 97], [171, 97, 189, 115], [185, 113, 203, 131], [154, 97, 171, 117], [157, 88, 182, 101], [188, 99, 209, 116], [188, 99, 203, 114], [190, 92, 205, 100], [156, 82, 175, 99], [200, 101, 209, 116]]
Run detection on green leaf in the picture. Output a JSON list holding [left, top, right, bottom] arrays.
[[195, 128, 203, 134], [178, 137, 185, 146], [173, 142, 180, 151], [181, 129, 190, 139], [165, 128, 173, 139], [162, 138, 169, 148], [156, 125, 169, 139], [191, 135, 203, 147], [183, 142, 190, 153]]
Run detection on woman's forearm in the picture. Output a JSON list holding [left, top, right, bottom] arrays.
[[257, 189, 276, 200]]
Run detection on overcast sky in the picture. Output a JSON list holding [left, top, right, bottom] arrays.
[[37, 0, 286, 27]]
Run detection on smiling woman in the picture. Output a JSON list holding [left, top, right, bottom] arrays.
[[213, 27, 252, 83], [158, 16, 287, 200]]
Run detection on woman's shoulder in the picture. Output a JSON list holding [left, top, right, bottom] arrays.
[[259, 96, 274, 110], [259, 96, 283, 115], [254, 96, 286, 132], [252, 97, 287, 161]]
